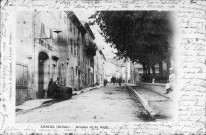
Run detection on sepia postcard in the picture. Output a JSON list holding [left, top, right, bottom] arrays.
[[0, 0, 205, 134]]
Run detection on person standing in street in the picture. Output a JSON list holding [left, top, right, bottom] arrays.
[[152, 78, 155, 83], [165, 67, 175, 94], [54, 77, 61, 89], [118, 77, 122, 86], [53, 77, 62, 99], [48, 77, 54, 98]]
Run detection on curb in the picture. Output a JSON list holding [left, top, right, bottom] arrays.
[[126, 84, 156, 116], [135, 83, 171, 100]]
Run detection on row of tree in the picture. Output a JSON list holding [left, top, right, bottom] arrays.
[[111, 77, 123, 84], [90, 11, 173, 79]]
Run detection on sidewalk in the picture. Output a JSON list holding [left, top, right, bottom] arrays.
[[16, 86, 98, 115], [127, 85, 173, 120]]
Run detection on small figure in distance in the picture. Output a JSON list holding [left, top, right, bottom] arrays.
[[48, 77, 54, 98], [118, 77, 122, 87], [152, 78, 155, 84], [165, 67, 175, 94], [165, 79, 171, 94]]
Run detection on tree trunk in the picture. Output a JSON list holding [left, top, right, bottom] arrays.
[[159, 61, 163, 78], [145, 65, 150, 82], [147, 66, 151, 77], [151, 65, 155, 78], [143, 64, 146, 76], [166, 59, 171, 76]]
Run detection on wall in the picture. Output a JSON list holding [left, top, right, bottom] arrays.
[[16, 11, 68, 105], [136, 82, 168, 98], [16, 11, 34, 105], [94, 49, 106, 86], [33, 11, 61, 98]]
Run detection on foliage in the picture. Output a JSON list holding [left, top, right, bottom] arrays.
[[85, 42, 97, 57], [117, 77, 122, 83], [89, 11, 173, 67], [104, 79, 108, 86], [111, 77, 117, 83]]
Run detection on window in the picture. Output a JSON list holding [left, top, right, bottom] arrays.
[[73, 25, 75, 35], [52, 64, 56, 78], [77, 42, 79, 57], [71, 68, 74, 86], [61, 64, 64, 84], [74, 42, 76, 57], [50, 29, 53, 39], [70, 20, 72, 32], [70, 39, 73, 54], [76, 67, 78, 77], [41, 23, 45, 35]]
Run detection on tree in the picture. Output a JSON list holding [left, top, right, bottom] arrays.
[[85, 42, 97, 57], [90, 11, 173, 79], [111, 77, 116, 84], [104, 79, 108, 86], [117, 77, 122, 86]]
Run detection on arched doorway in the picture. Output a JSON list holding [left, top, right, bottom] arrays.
[[38, 51, 49, 98]]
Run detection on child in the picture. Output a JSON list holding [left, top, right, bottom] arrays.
[[165, 67, 175, 94], [165, 80, 171, 94], [152, 78, 155, 83]]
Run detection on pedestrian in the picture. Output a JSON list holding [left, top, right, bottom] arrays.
[[104, 79, 108, 86], [118, 78, 122, 86], [54, 77, 61, 89], [141, 76, 144, 82], [53, 77, 62, 99], [165, 79, 171, 94], [165, 67, 175, 94], [48, 77, 54, 98], [152, 78, 155, 83], [139, 75, 142, 82]]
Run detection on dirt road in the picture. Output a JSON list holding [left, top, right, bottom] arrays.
[[16, 85, 145, 123]]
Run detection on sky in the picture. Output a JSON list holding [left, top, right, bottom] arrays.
[[74, 10, 117, 59]]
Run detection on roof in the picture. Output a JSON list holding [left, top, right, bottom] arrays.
[[81, 22, 95, 40], [65, 11, 87, 36]]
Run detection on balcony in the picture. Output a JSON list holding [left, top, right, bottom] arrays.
[[85, 42, 97, 57]]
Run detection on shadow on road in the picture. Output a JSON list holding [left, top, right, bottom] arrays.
[[137, 112, 171, 122]]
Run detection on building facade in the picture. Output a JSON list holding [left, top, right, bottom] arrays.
[[16, 11, 97, 105], [94, 49, 106, 86]]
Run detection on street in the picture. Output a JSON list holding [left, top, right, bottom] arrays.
[[16, 85, 145, 123]]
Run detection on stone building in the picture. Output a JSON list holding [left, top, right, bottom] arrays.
[[94, 49, 106, 86], [81, 22, 96, 88], [16, 11, 96, 105]]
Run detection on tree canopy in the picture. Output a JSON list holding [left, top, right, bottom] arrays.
[[111, 76, 117, 83], [90, 11, 173, 68]]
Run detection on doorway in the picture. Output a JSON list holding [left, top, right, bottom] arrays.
[[38, 52, 49, 98]]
